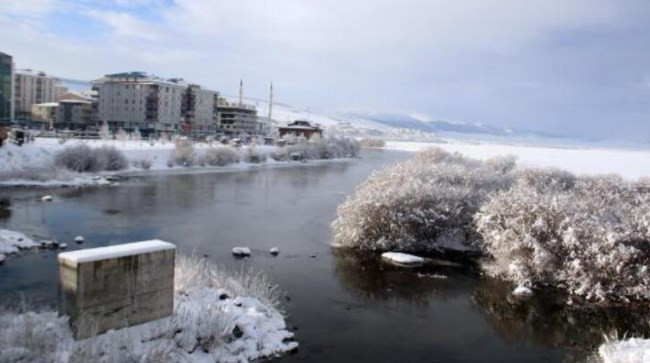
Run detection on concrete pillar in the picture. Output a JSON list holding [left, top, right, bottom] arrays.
[[58, 240, 175, 339]]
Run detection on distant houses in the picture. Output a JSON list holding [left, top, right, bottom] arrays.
[[279, 120, 323, 139]]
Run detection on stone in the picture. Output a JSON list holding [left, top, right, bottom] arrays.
[[269, 247, 280, 256], [58, 240, 176, 339]]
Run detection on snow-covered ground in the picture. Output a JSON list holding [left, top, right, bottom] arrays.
[[385, 140, 650, 179], [0, 229, 40, 263], [0, 254, 297, 362], [0, 137, 350, 187], [599, 338, 650, 363]]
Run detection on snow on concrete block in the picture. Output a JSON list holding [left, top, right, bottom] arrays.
[[74, 236, 84, 244], [381, 252, 425, 267], [270, 247, 280, 255], [512, 286, 533, 296], [232, 247, 251, 257], [41, 195, 53, 202], [599, 338, 650, 363], [58, 240, 176, 339]]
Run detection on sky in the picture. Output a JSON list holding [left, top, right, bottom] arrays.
[[1, 0, 649, 141]]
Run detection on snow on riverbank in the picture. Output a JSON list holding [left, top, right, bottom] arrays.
[[385, 140, 650, 179], [0, 255, 297, 362], [0, 229, 39, 263], [0, 137, 355, 187], [599, 338, 650, 363]]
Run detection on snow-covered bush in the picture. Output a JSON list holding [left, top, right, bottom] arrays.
[[203, 146, 240, 166], [242, 147, 267, 164], [285, 136, 360, 161], [476, 170, 650, 303], [132, 158, 153, 170], [171, 138, 196, 167], [332, 147, 516, 252], [54, 145, 128, 173], [360, 138, 386, 148], [270, 147, 289, 162], [0, 255, 295, 362]]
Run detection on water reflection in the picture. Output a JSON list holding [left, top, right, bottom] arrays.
[[332, 248, 475, 305], [473, 277, 650, 350], [333, 247, 650, 356]]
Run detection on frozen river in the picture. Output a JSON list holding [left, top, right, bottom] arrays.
[[0, 149, 647, 362]]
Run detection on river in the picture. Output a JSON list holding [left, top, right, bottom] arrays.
[[0, 149, 647, 362]]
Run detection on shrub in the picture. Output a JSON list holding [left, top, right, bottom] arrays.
[[203, 146, 240, 166], [360, 138, 386, 148], [54, 145, 128, 173], [331, 147, 516, 252], [242, 147, 267, 164], [132, 158, 153, 170], [171, 138, 196, 166], [476, 170, 650, 303], [270, 147, 289, 162]]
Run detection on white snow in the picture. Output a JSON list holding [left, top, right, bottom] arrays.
[[232, 247, 252, 257], [73, 235, 84, 243], [385, 140, 650, 180], [0, 255, 298, 362], [58, 240, 175, 267], [381, 252, 425, 266], [512, 286, 533, 296], [599, 338, 650, 363], [0, 229, 39, 256]]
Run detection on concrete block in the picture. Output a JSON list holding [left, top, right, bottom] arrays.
[[58, 240, 176, 339]]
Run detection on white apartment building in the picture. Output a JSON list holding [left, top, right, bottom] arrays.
[[93, 72, 186, 133], [182, 84, 219, 135], [14, 69, 67, 120]]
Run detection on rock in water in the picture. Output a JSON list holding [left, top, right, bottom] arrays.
[[232, 247, 251, 257], [512, 286, 533, 296], [381, 252, 425, 267], [59, 243, 67, 249], [41, 195, 53, 202], [270, 247, 280, 256], [74, 236, 85, 244]]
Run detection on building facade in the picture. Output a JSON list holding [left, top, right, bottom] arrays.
[[216, 97, 259, 136], [14, 69, 66, 121], [0, 52, 14, 126], [93, 72, 186, 134], [181, 84, 219, 135]]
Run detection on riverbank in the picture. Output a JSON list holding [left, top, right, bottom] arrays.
[[0, 137, 359, 187]]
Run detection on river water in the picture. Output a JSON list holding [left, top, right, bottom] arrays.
[[0, 149, 647, 362]]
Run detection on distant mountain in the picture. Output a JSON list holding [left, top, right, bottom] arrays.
[[341, 111, 562, 139]]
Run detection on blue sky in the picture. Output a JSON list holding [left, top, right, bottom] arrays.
[[2, 0, 649, 141]]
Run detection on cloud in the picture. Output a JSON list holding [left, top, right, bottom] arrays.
[[0, 0, 649, 141]]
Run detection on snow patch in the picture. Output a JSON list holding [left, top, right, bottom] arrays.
[[0, 229, 39, 256], [512, 286, 533, 296], [381, 252, 425, 266], [58, 240, 175, 267], [599, 338, 650, 363], [232, 247, 251, 257]]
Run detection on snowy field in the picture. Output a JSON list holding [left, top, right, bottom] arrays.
[[385, 140, 650, 179]]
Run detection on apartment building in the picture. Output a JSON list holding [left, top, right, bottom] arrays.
[[93, 72, 186, 134], [0, 52, 13, 126], [181, 84, 219, 135], [14, 69, 66, 121], [31, 92, 94, 130], [216, 97, 259, 136]]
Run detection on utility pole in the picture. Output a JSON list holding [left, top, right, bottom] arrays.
[[268, 82, 273, 121], [238, 78, 243, 106]]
